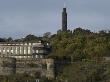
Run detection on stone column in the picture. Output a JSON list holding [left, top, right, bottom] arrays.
[[15, 46, 18, 55], [9, 47, 11, 55], [25, 46, 28, 55], [27, 46, 30, 54], [24, 47, 26, 55], [5, 47, 7, 56], [21, 46, 23, 55], [27, 46, 28, 55], [26, 46, 28, 58], [30, 44, 33, 55], [13, 46, 16, 55], [17, 46, 20, 55], [20, 46, 22, 54], [23, 46, 24, 55]]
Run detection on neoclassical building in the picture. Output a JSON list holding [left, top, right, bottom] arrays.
[[0, 41, 50, 59]]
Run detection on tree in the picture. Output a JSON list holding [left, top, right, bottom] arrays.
[[43, 32, 51, 38], [6, 37, 13, 42], [42, 32, 51, 43], [0, 38, 6, 42], [23, 34, 39, 42]]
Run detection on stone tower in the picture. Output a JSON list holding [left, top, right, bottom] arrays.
[[62, 7, 67, 31]]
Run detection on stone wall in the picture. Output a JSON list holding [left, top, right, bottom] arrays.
[[0, 57, 55, 79], [16, 58, 55, 79], [0, 57, 16, 75]]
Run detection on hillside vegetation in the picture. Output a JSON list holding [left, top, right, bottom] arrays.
[[0, 28, 110, 82]]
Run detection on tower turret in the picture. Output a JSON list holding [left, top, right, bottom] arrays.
[[62, 7, 67, 31]]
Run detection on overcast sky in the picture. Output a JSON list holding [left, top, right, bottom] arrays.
[[0, 0, 110, 38]]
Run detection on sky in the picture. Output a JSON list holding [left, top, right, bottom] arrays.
[[0, 0, 110, 38]]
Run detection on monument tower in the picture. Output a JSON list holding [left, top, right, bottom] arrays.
[[62, 2, 67, 31]]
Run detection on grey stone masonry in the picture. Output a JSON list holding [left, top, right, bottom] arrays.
[[0, 57, 55, 79]]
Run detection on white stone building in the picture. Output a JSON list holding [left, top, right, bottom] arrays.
[[0, 41, 49, 59]]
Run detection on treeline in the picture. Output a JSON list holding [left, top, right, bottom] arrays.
[[49, 28, 110, 82], [0, 34, 40, 42], [53, 60, 110, 82], [49, 28, 110, 60]]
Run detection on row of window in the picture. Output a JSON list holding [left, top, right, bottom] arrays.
[[0, 46, 31, 50], [0, 50, 45, 55], [0, 50, 31, 55]]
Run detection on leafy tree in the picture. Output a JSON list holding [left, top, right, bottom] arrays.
[[0, 38, 6, 42], [23, 34, 39, 42], [6, 37, 13, 42]]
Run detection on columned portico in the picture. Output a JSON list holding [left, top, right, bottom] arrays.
[[0, 41, 49, 59]]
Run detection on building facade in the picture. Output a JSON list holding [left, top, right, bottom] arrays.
[[0, 41, 49, 59]]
